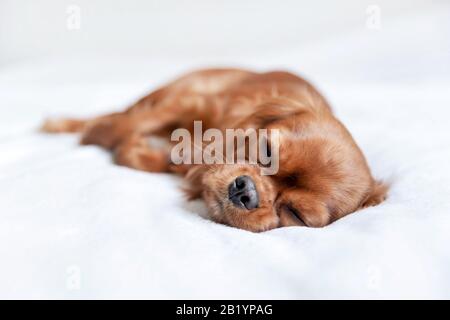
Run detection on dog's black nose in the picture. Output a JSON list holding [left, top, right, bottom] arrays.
[[228, 175, 259, 210]]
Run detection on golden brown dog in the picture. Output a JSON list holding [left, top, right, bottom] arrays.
[[42, 68, 387, 232]]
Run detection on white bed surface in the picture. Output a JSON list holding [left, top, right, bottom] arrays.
[[1, 6, 450, 299]]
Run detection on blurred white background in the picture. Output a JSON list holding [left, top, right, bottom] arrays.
[[0, 0, 439, 66]]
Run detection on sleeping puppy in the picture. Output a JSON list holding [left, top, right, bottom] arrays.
[[42, 68, 387, 232]]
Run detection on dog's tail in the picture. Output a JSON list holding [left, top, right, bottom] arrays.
[[40, 118, 88, 134]]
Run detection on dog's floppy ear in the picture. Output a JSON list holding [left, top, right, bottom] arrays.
[[236, 99, 304, 129], [360, 180, 389, 208], [182, 165, 209, 200]]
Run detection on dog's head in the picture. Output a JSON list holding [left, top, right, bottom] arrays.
[[184, 100, 387, 232]]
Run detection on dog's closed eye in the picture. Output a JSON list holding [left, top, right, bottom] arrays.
[[281, 204, 306, 226]]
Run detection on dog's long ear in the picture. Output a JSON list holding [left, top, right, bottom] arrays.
[[182, 165, 209, 200], [236, 99, 304, 129], [360, 180, 389, 208]]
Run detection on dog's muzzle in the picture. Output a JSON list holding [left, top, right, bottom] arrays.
[[228, 175, 259, 210]]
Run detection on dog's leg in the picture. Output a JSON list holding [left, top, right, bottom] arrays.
[[41, 118, 88, 133], [79, 113, 133, 149], [79, 100, 207, 150], [114, 134, 170, 172], [42, 112, 178, 173], [41, 112, 128, 149]]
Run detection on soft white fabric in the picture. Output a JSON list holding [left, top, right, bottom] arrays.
[[1, 6, 450, 299]]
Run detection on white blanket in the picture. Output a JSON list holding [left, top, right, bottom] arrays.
[[1, 6, 449, 299]]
